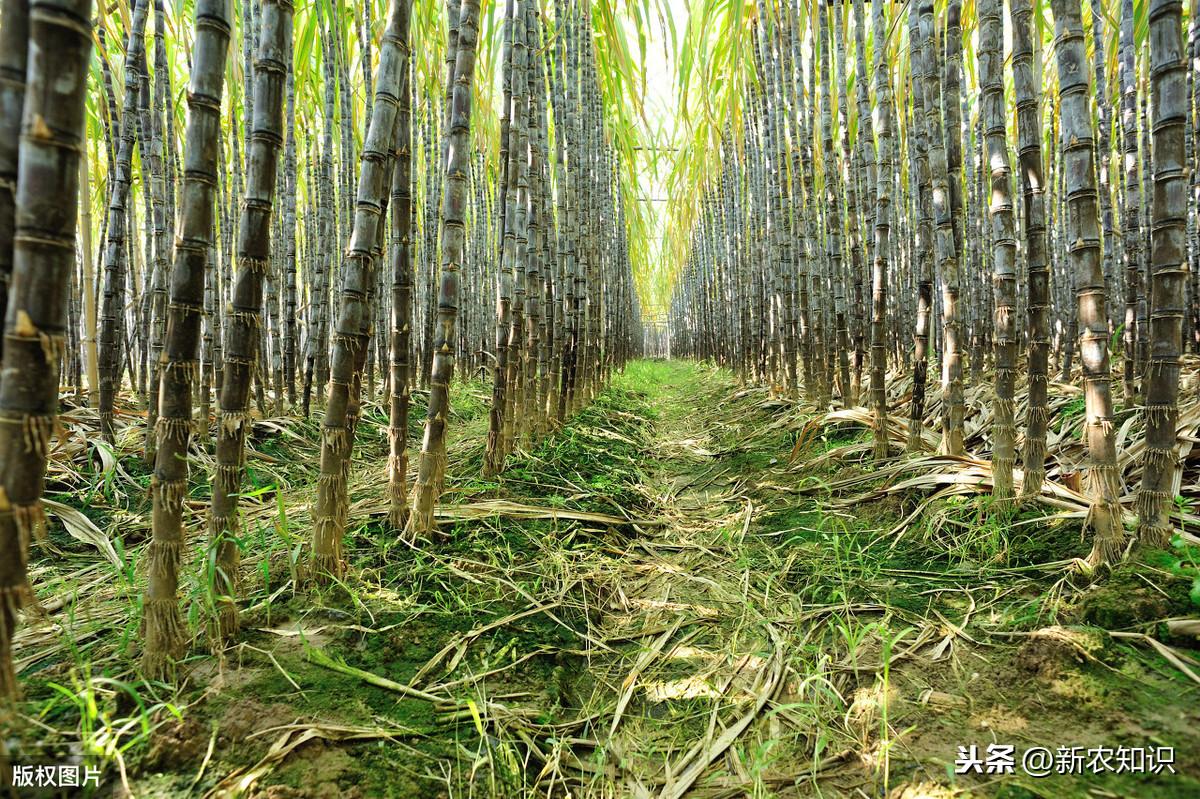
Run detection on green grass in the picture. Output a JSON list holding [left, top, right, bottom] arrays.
[[17, 360, 1200, 799]]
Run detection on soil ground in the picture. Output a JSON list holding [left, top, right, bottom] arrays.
[[5, 360, 1200, 798]]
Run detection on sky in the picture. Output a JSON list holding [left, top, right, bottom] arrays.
[[621, 0, 691, 321]]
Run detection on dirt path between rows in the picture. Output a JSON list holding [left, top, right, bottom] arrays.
[[13, 361, 1199, 799], [550, 362, 1200, 799], [563, 364, 793, 797]]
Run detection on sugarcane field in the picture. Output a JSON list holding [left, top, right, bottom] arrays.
[[4, 0, 1200, 796]]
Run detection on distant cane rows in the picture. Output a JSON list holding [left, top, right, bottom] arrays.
[[667, 0, 1193, 569]]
